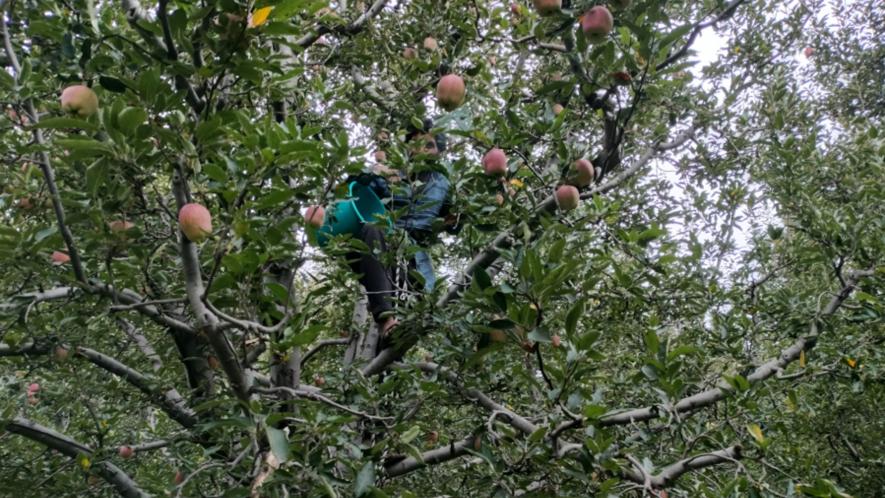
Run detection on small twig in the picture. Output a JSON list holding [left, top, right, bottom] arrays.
[[253, 386, 393, 421]]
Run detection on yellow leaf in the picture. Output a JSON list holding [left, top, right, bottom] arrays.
[[78, 454, 91, 470], [799, 349, 806, 367], [509, 178, 525, 189], [846, 357, 857, 368], [249, 6, 273, 28], [747, 423, 765, 444]]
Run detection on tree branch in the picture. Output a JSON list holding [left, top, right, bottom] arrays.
[[252, 386, 393, 421], [621, 445, 743, 488], [300, 338, 350, 367], [1, 6, 87, 283], [552, 269, 874, 437], [656, 0, 748, 71], [294, 0, 389, 48], [383, 435, 479, 477], [360, 129, 697, 378], [4, 417, 150, 498], [172, 170, 249, 401]]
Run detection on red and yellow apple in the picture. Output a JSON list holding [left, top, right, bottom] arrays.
[[51, 251, 71, 265], [304, 205, 325, 228], [60, 85, 99, 117], [482, 148, 508, 177], [436, 74, 466, 111], [555, 185, 580, 211], [533, 0, 561, 16], [581, 6, 614, 43], [178, 203, 212, 242], [571, 158, 595, 187]]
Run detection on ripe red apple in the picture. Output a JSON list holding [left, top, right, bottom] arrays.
[[555, 185, 580, 211], [17, 197, 33, 210], [482, 148, 508, 177], [51, 251, 71, 265], [581, 6, 614, 42], [423, 36, 438, 51], [552, 103, 564, 115], [402, 47, 417, 59], [533, 0, 561, 16], [118, 445, 134, 459], [54, 345, 70, 362], [304, 205, 325, 228], [571, 159, 595, 187], [436, 74, 466, 111], [551, 335, 561, 347], [314, 375, 326, 387], [60, 85, 99, 117], [510, 3, 521, 15], [27, 382, 40, 394], [804, 47, 814, 58], [174, 470, 185, 485], [178, 203, 212, 242]]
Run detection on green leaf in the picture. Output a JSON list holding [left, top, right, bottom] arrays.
[[55, 138, 114, 156], [565, 299, 584, 337], [34, 117, 99, 132], [265, 426, 290, 463], [354, 462, 375, 497], [117, 107, 148, 135], [99, 75, 128, 93], [399, 425, 420, 444], [528, 327, 551, 343]]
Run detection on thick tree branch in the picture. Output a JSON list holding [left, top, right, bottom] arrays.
[[621, 445, 743, 488], [552, 269, 874, 437], [172, 171, 249, 401], [383, 435, 478, 477], [4, 417, 150, 498], [2, 339, 193, 428]]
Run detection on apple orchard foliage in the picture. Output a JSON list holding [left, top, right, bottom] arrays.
[[1, 1, 884, 497]]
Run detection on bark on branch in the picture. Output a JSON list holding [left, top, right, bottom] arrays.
[[552, 269, 874, 437], [383, 435, 479, 477], [621, 445, 743, 488], [4, 417, 150, 498]]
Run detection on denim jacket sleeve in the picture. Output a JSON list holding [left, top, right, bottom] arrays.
[[395, 171, 451, 234]]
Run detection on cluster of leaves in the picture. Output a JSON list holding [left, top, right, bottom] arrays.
[[1, 0, 882, 497]]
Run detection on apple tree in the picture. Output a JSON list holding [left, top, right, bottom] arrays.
[[1, 0, 882, 496]]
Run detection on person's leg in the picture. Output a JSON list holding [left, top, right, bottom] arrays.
[[347, 224, 397, 330]]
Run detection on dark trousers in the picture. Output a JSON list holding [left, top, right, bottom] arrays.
[[348, 224, 396, 323]]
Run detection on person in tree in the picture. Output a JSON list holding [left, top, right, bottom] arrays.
[[343, 119, 460, 339]]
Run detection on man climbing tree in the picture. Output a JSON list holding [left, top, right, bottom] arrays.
[[308, 119, 459, 342], [1, 0, 882, 497]]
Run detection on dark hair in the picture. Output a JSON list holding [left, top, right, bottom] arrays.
[[406, 118, 447, 153]]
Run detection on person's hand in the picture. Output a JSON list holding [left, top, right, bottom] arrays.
[[372, 163, 401, 183]]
